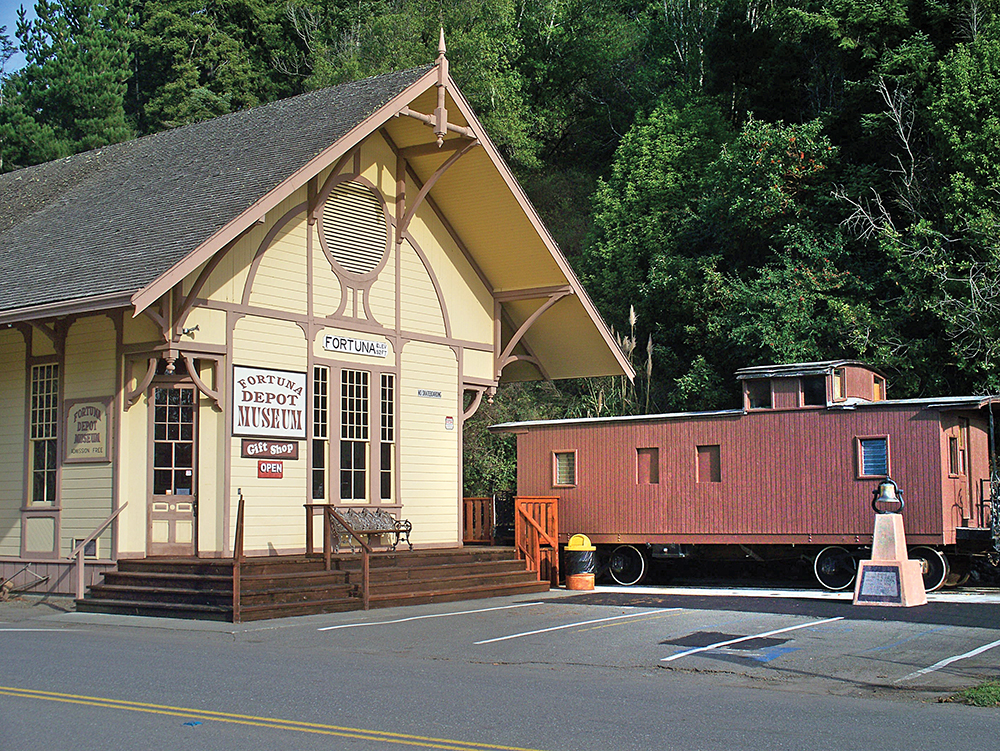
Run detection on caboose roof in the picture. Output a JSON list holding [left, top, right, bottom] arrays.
[[491, 395, 1000, 432], [735, 360, 885, 380]]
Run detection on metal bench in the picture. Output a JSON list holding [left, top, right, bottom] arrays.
[[334, 508, 413, 553]]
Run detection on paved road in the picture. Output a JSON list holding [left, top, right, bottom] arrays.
[[1, 586, 999, 750]]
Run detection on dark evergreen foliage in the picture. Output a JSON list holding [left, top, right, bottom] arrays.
[[1, 0, 998, 493]]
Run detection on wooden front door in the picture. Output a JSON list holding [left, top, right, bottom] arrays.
[[148, 385, 197, 556]]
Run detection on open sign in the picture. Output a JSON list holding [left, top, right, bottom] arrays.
[[257, 461, 284, 478]]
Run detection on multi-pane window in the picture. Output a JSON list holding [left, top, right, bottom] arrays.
[[380, 373, 395, 501], [30, 364, 59, 505], [340, 369, 369, 501], [554, 451, 576, 486], [312, 366, 329, 500], [859, 437, 889, 477], [152, 386, 195, 495]]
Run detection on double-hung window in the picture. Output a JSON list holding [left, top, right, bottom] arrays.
[[30, 364, 59, 505]]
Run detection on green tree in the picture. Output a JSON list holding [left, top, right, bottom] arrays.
[[133, 0, 286, 132], [0, 0, 133, 171]]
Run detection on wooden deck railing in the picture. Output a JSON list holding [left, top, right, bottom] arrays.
[[514, 496, 559, 586], [304, 504, 372, 610], [68, 502, 128, 599], [463, 497, 494, 544]]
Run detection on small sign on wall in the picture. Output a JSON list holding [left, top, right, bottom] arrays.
[[323, 335, 388, 358], [241, 439, 299, 460], [445, 416, 454, 430], [257, 461, 284, 479], [65, 398, 112, 463]]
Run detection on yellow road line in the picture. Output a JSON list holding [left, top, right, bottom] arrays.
[[0, 686, 550, 751]]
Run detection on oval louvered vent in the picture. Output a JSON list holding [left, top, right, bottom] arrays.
[[322, 181, 388, 276]]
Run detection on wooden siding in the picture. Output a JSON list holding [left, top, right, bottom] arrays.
[[516, 405, 961, 546], [400, 341, 459, 544], [117, 375, 149, 556], [0, 559, 114, 596], [247, 218, 308, 314], [367, 242, 396, 327], [463, 348, 494, 383], [398, 237, 446, 336], [231, 317, 309, 554], [61, 316, 117, 556], [405, 177, 494, 345], [0, 329, 25, 556], [845, 365, 878, 401]]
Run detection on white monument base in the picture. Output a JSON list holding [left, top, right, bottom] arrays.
[[853, 513, 927, 608]]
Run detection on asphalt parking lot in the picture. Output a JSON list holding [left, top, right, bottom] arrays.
[[4, 584, 1000, 701]]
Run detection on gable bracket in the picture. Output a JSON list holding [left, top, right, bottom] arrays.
[[494, 286, 573, 380], [395, 139, 480, 246], [29, 319, 67, 357]]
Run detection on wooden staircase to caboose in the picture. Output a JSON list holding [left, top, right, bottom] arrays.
[[75, 547, 551, 622]]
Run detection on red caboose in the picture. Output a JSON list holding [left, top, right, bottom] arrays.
[[492, 361, 999, 590]]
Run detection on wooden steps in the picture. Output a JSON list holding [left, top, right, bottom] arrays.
[[75, 547, 549, 621]]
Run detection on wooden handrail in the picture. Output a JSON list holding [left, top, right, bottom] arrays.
[[304, 504, 372, 610], [68, 502, 127, 600], [232, 489, 245, 623], [514, 496, 559, 586]]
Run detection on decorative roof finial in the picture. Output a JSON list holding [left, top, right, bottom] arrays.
[[434, 27, 449, 146]]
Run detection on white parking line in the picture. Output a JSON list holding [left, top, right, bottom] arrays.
[[474, 609, 680, 645], [318, 601, 541, 631], [895, 637, 1000, 683], [661, 616, 845, 662]]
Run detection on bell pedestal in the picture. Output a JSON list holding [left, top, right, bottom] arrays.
[[853, 513, 927, 607]]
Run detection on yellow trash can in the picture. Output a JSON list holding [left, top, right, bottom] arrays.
[[564, 534, 596, 590]]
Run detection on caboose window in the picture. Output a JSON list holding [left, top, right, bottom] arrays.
[[637, 448, 659, 484], [858, 437, 889, 477], [554, 451, 576, 487], [746, 380, 772, 409], [801, 376, 826, 406], [873, 375, 886, 401], [697, 445, 721, 483]]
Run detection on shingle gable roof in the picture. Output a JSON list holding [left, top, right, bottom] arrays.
[[0, 65, 432, 317]]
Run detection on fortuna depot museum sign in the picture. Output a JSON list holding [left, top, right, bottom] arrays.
[[233, 365, 307, 439]]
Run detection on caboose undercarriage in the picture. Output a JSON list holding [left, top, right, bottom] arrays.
[[599, 535, 1000, 592]]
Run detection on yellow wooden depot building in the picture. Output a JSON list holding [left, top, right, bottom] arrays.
[[0, 41, 631, 596]]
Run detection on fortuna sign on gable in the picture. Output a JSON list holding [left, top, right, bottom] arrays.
[[322, 335, 388, 358], [233, 365, 307, 439]]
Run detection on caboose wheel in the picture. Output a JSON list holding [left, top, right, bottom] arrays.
[[813, 546, 856, 590], [608, 545, 647, 586], [909, 546, 949, 592]]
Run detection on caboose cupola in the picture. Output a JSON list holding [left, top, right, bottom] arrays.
[[736, 360, 888, 412]]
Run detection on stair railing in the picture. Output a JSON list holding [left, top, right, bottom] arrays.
[[303, 504, 372, 610], [68, 502, 127, 599], [232, 489, 245, 623], [514, 496, 559, 586], [462, 496, 494, 544]]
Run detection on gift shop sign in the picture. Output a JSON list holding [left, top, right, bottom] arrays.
[[233, 366, 307, 439]]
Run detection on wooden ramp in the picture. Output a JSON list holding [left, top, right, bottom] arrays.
[[75, 547, 550, 622]]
